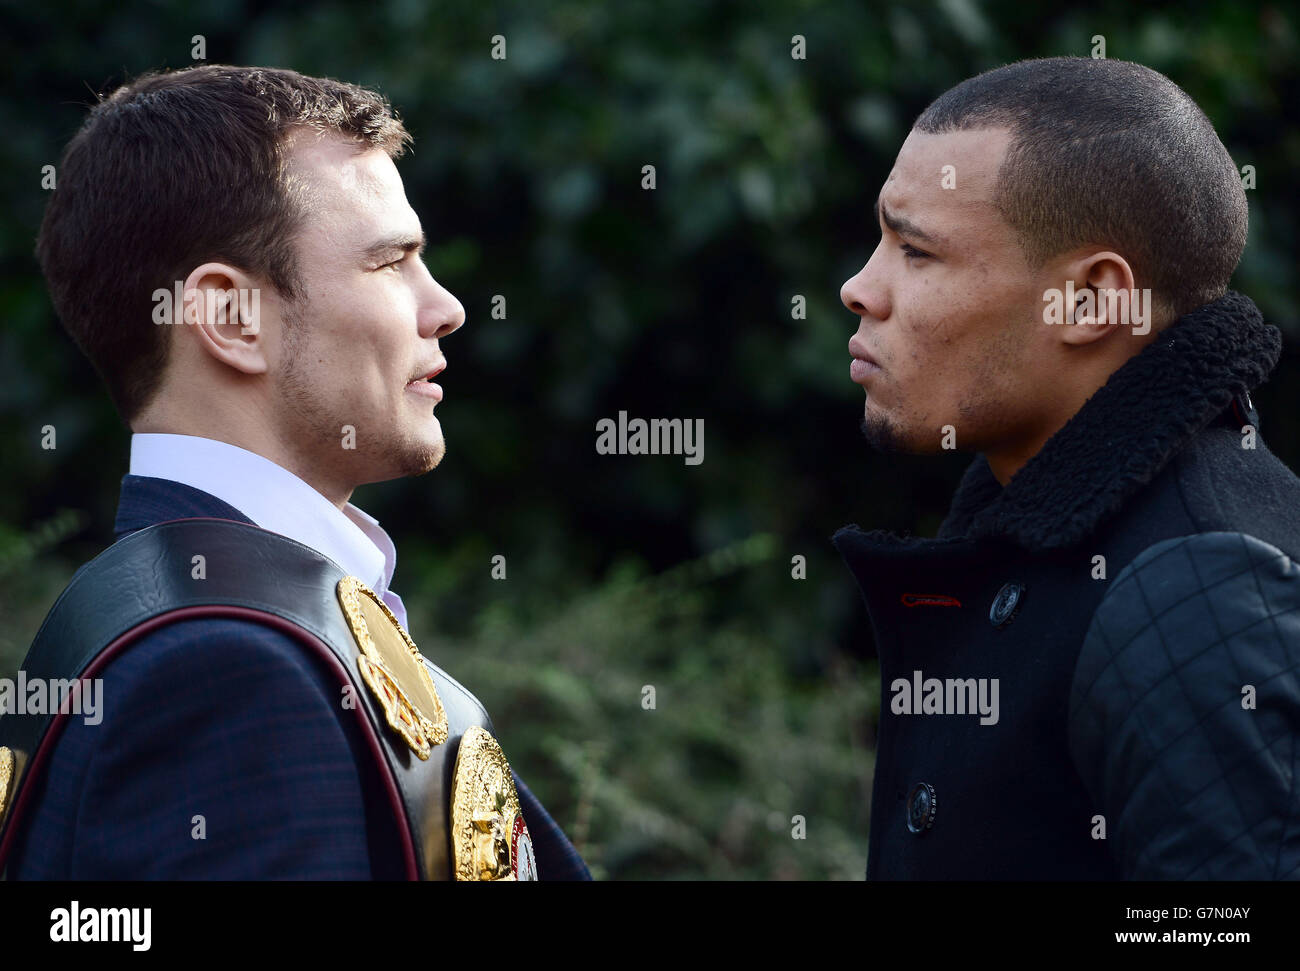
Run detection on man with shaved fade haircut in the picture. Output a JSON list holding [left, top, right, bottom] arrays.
[[835, 57, 1300, 879]]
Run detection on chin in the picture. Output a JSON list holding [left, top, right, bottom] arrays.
[[859, 411, 925, 455], [402, 438, 445, 477]]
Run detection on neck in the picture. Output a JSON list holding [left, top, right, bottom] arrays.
[[985, 445, 1037, 488], [132, 414, 355, 511], [983, 393, 1083, 487], [985, 330, 1166, 486]]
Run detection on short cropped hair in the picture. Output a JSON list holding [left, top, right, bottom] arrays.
[[914, 57, 1247, 321]]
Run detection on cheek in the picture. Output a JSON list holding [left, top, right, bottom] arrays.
[[329, 297, 408, 378], [895, 283, 1001, 409], [894, 288, 960, 376]]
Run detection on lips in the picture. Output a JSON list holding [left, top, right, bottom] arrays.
[[405, 361, 446, 403], [848, 340, 881, 384]]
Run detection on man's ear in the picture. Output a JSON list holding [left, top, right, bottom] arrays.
[[1056, 251, 1143, 346], [176, 262, 270, 375]]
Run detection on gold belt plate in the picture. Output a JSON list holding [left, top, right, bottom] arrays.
[[450, 726, 538, 881], [0, 746, 14, 829], [337, 575, 448, 760]]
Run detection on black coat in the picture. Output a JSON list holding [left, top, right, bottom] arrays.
[[834, 291, 1300, 879]]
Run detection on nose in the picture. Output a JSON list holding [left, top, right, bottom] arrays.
[[417, 270, 466, 340], [840, 249, 889, 322], [840, 271, 866, 316]]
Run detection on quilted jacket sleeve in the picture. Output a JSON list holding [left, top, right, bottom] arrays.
[[1068, 531, 1300, 879]]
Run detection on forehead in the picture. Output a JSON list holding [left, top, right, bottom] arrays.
[[880, 127, 1013, 244], [284, 132, 416, 241]]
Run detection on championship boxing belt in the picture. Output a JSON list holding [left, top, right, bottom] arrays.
[[0, 518, 537, 881]]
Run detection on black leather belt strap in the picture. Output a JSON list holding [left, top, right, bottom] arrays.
[[0, 518, 492, 879]]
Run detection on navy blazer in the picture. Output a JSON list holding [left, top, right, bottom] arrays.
[[8, 474, 590, 880]]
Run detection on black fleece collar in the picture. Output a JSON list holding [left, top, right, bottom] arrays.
[[850, 291, 1281, 554]]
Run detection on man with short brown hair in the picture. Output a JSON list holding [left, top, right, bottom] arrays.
[[0, 64, 588, 880]]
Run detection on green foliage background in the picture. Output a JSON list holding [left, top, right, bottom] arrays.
[[0, 0, 1295, 878]]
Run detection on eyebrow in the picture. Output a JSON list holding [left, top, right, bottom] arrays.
[[361, 232, 426, 262], [874, 194, 946, 248]]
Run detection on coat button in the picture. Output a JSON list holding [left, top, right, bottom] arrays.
[[989, 581, 1024, 627], [905, 782, 937, 834]]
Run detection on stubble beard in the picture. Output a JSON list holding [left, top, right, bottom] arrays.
[[405, 434, 445, 478], [859, 406, 910, 454], [276, 303, 446, 485], [280, 364, 447, 482]]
